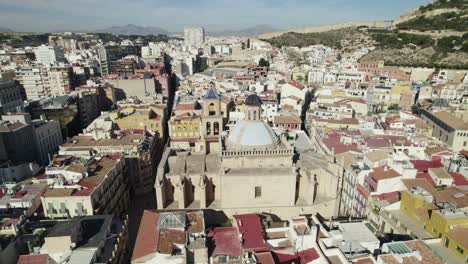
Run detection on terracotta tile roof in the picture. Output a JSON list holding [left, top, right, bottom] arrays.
[[451, 173, 468, 186], [432, 111, 468, 130], [379, 240, 443, 264], [401, 179, 437, 197], [17, 254, 49, 264], [366, 138, 390, 148], [234, 214, 268, 251], [369, 166, 401, 181], [187, 211, 204, 233], [287, 81, 305, 90], [131, 210, 159, 261], [410, 160, 443, 173], [356, 184, 370, 199], [175, 103, 196, 111], [446, 227, 468, 249], [157, 228, 186, 254], [297, 247, 320, 263], [208, 227, 241, 257], [353, 257, 375, 264], [416, 173, 436, 186], [43, 188, 74, 197], [254, 251, 276, 264], [435, 187, 468, 208], [273, 114, 302, 124]]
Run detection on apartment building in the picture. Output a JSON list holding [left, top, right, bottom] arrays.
[[0, 81, 23, 115], [33, 44, 65, 65], [59, 130, 159, 196], [420, 110, 468, 152], [40, 155, 128, 219]]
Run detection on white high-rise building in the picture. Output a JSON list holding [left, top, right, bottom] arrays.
[[15, 65, 71, 100], [33, 44, 65, 65], [184, 27, 205, 48]]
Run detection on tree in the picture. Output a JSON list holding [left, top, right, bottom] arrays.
[[259, 58, 270, 68]]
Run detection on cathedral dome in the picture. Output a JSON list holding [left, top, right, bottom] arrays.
[[227, 120, 279, 149], [245, 94, 262, 106]]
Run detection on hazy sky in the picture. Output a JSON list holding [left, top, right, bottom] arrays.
[[0, 0, 430, 32]]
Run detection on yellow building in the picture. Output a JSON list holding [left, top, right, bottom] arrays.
[[169, 112, 202, 139], [331, 91, 346, 97], [391, 85, 412, 95], [291, 71, 307, 83], [111, 107, 164, 138], [400, 187, 468, 261], [169, 112, 205, 152]]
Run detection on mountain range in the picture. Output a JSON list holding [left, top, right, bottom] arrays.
[[207, 25, 279, 37], [49, 24, 278, 37], [0, 27, 13, 33], [93, 24, 168, 35]]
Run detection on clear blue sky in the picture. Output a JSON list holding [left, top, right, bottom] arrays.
[[0, 0, 430, 32]]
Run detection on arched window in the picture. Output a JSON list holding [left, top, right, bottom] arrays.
[[209, 103, 216, 116], [248, 110, 251, 120], [214, 122, 219, 135], [253, 110, 257, 120], [206, 122, 211, 135]]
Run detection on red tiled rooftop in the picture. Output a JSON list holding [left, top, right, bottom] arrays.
[[17, 254, 49, 264], [416, 173, 436, 186], [287, 81, 305, 90], [356, 184, 370, 199], [372, 191, 400, 202], [255, 251, 276, 264], [322, 135, 360, 155], [175, 103, 196, 111], [234, 214, 268, 251], [208, 227, 241, 257], [273, 252, 300, 264], [366, 138, 390, 148], [369, 166, 401, 181], [297, 248, 320, 263], [451, 173, 468, 186], [410, 160, 443, 173], [132, 210, 159, 261]]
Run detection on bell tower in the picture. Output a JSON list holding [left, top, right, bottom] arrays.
[[244, 94, 262, 121], [201, 87, 224, 152]]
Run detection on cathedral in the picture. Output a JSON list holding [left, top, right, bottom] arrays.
[[155, 89, 340, 218]]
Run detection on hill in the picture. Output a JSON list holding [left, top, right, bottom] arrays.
[[257, 21, 387, 39], [0, 27, 13, 33], [360, 0, 468, 69], [395, 0, 467, 30], [263, 0, 468, 69], [262, 28, 370, 50], [93, 24, 168, 36], [209, 25, 278, 37]]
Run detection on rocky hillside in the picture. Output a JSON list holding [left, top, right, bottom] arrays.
[[257, 22, 387, 39], [393, 0, 467, 35], [262, 27, 372, 51], [360, 0, 468, 69], [261, 0, 468, 69]]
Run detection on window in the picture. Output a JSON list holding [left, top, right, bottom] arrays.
[[255, 186, 262, 198], [214, 122, 220, 135], [456, 246, 464, 254], [444, 238, 450, 248], [206, 122, 211, 135]]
